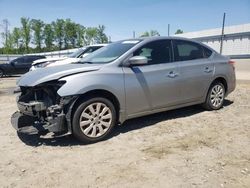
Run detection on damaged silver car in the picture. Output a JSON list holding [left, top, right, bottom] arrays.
[[11, 37, 236, 143]]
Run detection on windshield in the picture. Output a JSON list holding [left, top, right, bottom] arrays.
[[68, 48, 86, 58], [78, 40, 141, 64]]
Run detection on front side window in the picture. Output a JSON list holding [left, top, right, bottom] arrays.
[[133, 40, 172, 65], [11, 57, 24, 65], [173, 40, 204, 61], [78, 40, 141, 64]]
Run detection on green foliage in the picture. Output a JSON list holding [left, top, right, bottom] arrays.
[[31, 19, 44, 51], [84, 27, 98, 45], [52, 19, 65, 50], [12, 27, 21, 49], [76, 24, 85, 47], [64, 19, 78, 48], [43, 24, 54, 51], [21, 17, 31, 53], [0, 32, 14, 54], [1, 18, 109, 54], [175, 29, 184, 34], [140, 30, 160, 37], [96, 25, 108, 43]]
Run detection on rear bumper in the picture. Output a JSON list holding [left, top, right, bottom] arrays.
[[11, 111, 67, 135], [226, 72, 236, 96]]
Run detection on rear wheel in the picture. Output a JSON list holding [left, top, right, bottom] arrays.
[[72, 97, 116, 143], [203, 81, 225, 110], [0, 69, 4, 78]]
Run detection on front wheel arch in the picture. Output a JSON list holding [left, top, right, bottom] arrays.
[[72, 96, 117, 143], [71, 89, 120, 126]]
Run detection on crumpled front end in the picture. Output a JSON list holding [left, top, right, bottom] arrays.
[[11, 81, 76, 135]]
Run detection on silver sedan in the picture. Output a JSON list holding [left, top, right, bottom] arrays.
[[11, 37, 236, 143]]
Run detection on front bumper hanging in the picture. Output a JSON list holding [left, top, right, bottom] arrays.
[[11, 101, 67, 135]]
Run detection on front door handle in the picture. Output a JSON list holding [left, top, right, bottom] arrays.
[[204, 67, 213, 73], [167, 71, 178, 78]]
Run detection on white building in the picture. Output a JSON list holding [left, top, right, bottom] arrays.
[[175, 23, 250, 58]]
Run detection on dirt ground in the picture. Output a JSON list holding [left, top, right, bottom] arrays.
[[0, 76, 250, 188]]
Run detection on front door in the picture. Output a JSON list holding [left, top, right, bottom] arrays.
[[123, 39, 181, 117]]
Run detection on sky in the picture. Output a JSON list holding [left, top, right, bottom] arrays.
[[0, 0, 250, 43]]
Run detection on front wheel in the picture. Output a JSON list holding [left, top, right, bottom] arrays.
[[203, 82, 225, 110], [72, 97, 116, 143]]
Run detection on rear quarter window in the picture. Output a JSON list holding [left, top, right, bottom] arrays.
[[202, 47, 213, 58]]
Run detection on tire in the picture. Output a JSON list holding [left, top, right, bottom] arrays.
[[72, 97, 116, 143], [203, 81, 225, 110], [0, 69, 4, 78]]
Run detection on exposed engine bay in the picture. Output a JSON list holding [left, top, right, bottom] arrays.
[[11, 81, 77, 135]]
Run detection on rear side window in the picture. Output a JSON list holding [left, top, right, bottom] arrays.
[[24, 56, 36, 63], [133, 40, 172, 64], [173, 40, 204, 61]]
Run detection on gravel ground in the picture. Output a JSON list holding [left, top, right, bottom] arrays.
[[0, 76, 249, 188]]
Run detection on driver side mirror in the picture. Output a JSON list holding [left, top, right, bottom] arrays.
[[129, 56, 148, 66]]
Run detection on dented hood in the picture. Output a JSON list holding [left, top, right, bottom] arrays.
[[18, 63, 102, 87]]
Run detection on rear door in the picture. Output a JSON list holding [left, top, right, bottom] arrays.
[[123, 39, 181, 116], [172, 40, 214, 103], [24, 56, 38, 71]]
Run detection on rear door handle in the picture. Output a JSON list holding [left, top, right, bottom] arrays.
[[204, 67, 213, 73], [167, 71, 178, 78]]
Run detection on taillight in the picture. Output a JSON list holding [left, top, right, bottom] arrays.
[[228, 60, 235, 70]]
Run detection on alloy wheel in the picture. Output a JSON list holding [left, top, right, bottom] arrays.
[[79, 102, 112, 138], [210, 84, 225, 108]]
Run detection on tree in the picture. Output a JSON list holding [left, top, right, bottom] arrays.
[[64, 19, 77, 48], [96, 25, 108, 43], [85, 27, 98, 45], [140, 31, 150, 37], [1, 32, 14, 54], [140, 30, 160, 37], [43, 24, 54, 51], [76, 24, 85, 47], [12, 27, 21, 53], [21, 17, 31, 53], [52, 19, 65, 50], [1, 19, 10, 49], [31, 19, 44, 51], [0, 18, 109, 53], [175, 29, 183, 34]]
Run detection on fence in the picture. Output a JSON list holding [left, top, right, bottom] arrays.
[[0, 48, 80, 64]]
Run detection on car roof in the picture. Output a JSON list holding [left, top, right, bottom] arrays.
[[123, 36, 198, 42], [22, 55, 46, 58], [118, 36, 215, 51]]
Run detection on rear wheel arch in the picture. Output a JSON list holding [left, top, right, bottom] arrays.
[[0, 68, 5, 77], [211, 77, 228, 93]]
